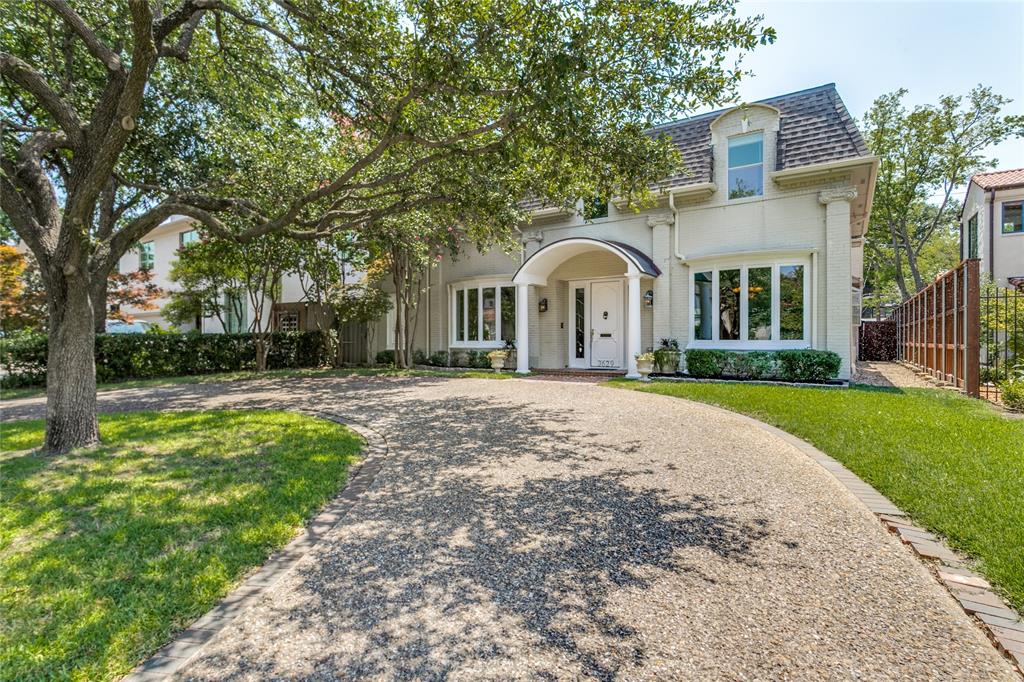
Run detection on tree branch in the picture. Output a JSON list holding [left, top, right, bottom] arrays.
[[40, 0, 122, 71], [0, 51, 84, 146]]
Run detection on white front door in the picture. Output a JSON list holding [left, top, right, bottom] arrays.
[[589, 280, 623, 368]]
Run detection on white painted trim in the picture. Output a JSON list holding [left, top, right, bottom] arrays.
[[567, 277, 630, 370], [688, 257, 812, 351], [450, 280, 516, 349], [683, 246, 818, 265]]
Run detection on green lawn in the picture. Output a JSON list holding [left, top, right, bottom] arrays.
[[611, 379, 1024, 612], [0, 411, 362, 681], [0, 365, 516, 401]]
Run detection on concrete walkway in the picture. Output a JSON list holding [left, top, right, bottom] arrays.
[[2, 376, 1017, 680]]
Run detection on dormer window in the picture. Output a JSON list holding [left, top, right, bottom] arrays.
[[727, 133, 764, 199]]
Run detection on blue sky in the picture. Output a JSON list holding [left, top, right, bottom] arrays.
[[697, 0, 1024, 178]]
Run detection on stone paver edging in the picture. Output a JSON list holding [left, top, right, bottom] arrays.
[[676, 397, 1024, 676], [123, 411, 389, 682]]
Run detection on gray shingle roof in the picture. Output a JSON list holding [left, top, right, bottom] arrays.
[[520, 83, 869, 210], [651, 83, 869, 187]]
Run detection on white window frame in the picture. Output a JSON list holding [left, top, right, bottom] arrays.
[[688, 256, 811, 350], [449, 279, 515, 349], [726, 132, 764, 201], [139, 240, 155, 271]]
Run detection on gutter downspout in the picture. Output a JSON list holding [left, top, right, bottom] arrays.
[[670, 191, 685, 261], [988, 188, 995, 278]]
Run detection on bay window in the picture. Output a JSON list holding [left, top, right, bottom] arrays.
[[690, 259, 810, 348], [452, 282, 516, 347]]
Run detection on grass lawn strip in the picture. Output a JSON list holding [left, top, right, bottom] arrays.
[[610, 379, 1024, 614], [0, 410, 361, 681], [0, 365, 516, 401]]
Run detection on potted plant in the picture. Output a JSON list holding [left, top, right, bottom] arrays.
[[487, 349, 509, 372], [635, 352, 655, 381], [653, 338, 681, 374], [502, 339, 517, 370]]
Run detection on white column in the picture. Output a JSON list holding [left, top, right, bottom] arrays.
[[515, 283, 530, 374], [819, 187, 858, 381], [626, 274, 641, 378]]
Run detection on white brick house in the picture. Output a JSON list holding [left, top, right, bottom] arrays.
[[371, 84, 878, 380]]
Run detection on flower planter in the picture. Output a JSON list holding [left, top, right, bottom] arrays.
[[635, 358, 654, 381]]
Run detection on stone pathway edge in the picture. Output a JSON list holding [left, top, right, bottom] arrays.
[[122, 410, 390, 682]]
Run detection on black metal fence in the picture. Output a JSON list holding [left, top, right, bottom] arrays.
[[980, 282, 1024, 403]]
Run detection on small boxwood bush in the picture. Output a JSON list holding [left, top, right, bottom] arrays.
[[1, 331, 331, 388], [684, 349, 727, 378], [776, 349, 842, 382], [683, 348, 842, 383], [375, 349, 395, 366], [1001, 378, 1024, 412]]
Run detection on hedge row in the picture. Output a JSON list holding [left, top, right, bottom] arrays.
[[684, 349, 842, 382], [859, 320, 898, 361], [0, 331, 331, 388]]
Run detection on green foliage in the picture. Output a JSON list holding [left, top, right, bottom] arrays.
[[726, 350, 777, 380], [652, 348, 681, 373], [375, 350, 396, 366], [615, 380, 1024, 612], [0, 410, 361, 681], [1000, 365, 1024, 412], [863, 86, 1024, 298], [775, 350, 842, 382], [0, 332, 331, 388], [684, 349, 727, 378], [683, 349, 841, 382]]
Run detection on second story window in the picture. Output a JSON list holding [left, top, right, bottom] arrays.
[[1003, 202, 1023, 234], [727, 133, 764, 199], [584, 197, 608, 220], [139, 241, 155, 271], [179, 229, 199, 247], [967, 214, 979, 258]]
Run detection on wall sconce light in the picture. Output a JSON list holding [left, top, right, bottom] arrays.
[[643, 290, 654, 307], [538, 298, 548, 313]]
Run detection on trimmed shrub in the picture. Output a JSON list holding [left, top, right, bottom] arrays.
[[375, 349, 395, 366], [1, 331, 331, 388], [776, 349, 842, 382], [725, 351, 778, 380], [427, 351, 450, 367], [684, 349, 727, 378], [1001, 378, 1024, 412], [859, 320, 897, 361], [683, 348, 842, 383]]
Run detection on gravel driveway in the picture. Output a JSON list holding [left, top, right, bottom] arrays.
[[2, 376, 1017, 680]]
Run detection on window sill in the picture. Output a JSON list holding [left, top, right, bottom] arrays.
[[686, 340, 811, 351], [450, 341, 509, 350]]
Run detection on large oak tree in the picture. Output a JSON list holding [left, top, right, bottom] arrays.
[[1, 0, 772, 453]]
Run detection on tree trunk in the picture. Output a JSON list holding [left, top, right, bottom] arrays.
[[44, 276, 99, 454], [91, 278, 108, 334]]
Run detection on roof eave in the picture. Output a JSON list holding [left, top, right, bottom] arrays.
[[770, 155, 879, 189]]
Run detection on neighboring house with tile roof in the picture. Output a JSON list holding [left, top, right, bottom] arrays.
[[960, 169, 1024, 289], [373, 83, 879, 380]]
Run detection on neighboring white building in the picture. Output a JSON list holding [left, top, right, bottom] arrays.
[[114, 215, 314, 333], [960, 169, 1024, 290], [369, 83, 879, 381]]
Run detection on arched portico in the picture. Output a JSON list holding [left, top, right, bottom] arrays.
[[512, 238, 660, 378]]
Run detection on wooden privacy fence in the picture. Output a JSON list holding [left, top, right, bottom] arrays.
[[893, 259, 980, 397]]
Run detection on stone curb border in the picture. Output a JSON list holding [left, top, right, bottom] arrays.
[[123, 410, 390, 682], [684, 399, 1024, 676]]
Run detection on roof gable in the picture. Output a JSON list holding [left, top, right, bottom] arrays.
[[651, 83, 869, 187]]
